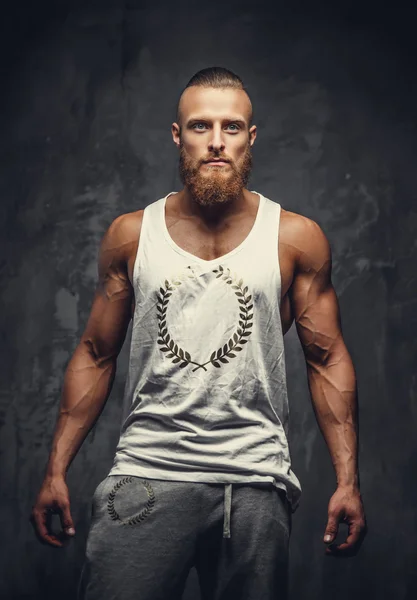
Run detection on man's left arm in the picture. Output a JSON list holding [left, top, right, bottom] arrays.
[[288, 216, 367, 557]]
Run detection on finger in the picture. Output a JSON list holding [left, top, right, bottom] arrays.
[[325, 524, 364, 556], [59, 502, 76, 537], [31, 510, 64, 548], [323, 516, 339, 544]]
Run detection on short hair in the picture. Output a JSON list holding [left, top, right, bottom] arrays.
[[176, 66, 253, 127]]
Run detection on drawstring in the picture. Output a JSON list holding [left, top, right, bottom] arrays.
[[223, 483, 232, 538]]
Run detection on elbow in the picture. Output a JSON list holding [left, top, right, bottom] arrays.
[[82, 338, 117, 368], [303, 335, 349, 368]]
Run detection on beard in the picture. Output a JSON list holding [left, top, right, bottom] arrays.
[[178, 140, 253, 207]]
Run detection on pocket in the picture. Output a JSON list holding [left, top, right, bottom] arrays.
[[105, 476, 156, 526], [90, 477, 111, 521], [92, 476, 108, 503], [274, 487, 292, 536]]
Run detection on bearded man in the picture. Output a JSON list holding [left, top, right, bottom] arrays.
[[31, 67, 367, 600]]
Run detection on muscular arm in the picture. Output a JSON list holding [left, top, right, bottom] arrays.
[[288, 216, 366, 555], [289, 217, 359, 489], [45, 214, 134, 479]]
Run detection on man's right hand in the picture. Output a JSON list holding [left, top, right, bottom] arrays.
[[30, 476, 76, 547]]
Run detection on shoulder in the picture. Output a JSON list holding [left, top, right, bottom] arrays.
[[102, 210, 144, 249], [99, 209, 144, 269], [106, 209, 144, 242], [279, 207, 331, 273]]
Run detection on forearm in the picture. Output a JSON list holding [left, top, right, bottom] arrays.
[[306, 345, 359, 489], [45, 342, 117, 479]]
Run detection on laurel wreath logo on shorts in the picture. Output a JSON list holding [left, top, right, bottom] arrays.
[[107, 476, 155, 526], [156, 264, 253, 372]]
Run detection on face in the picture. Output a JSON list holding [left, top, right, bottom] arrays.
[[172, 86, 257, 207]]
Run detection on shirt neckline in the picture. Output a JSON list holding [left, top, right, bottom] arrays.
[[161, 190, 265, 266]]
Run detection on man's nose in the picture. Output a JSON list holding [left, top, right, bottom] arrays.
[[208, 127, 225, 152]]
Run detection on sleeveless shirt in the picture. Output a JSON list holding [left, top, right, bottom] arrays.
[[107, 191, 302, 514]]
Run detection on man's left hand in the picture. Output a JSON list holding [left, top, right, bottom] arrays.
[[323, 485, 367, 557]]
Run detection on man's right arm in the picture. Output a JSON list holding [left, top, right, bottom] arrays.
[[31, 213, 137, 546], [45, 214, 135, 479]]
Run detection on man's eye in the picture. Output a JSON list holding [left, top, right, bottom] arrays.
[[192, 123, 240, 131]]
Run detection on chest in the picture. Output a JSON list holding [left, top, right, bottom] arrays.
[[167, 216, 255, 262], [126, 207, 297, 331]]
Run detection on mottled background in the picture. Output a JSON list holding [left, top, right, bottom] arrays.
[[1, 0, 416, 599]]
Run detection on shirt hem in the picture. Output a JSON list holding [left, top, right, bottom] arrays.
[[106, 463, 300, 512]]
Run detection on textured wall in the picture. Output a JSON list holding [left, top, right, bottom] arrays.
[[1, 1, 416, 599]]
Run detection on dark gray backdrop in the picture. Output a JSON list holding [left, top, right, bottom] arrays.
[[1, 1, 416, 599]]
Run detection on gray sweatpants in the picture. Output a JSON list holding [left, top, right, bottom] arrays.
[[77, 475, 292, 600]]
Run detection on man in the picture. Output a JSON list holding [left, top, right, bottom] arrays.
[[31, 67, 367, 600]]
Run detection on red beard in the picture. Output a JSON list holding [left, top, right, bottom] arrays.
[[178, 142, 253, 206]]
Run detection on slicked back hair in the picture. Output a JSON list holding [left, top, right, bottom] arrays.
[[176, 66, 253, 129]]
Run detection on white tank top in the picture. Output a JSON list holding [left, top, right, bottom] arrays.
[[107, 190, 302, 513]]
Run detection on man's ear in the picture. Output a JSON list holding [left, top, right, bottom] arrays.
[[249, 125, 257, 147], [172, 122, 181, 148]]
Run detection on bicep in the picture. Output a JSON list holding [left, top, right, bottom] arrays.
[[80, 217, 133, 363], [289, 220, 343, 365]]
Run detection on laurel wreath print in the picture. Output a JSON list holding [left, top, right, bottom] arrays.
[[156, 264, 253, 372], [107, 476, 156, 526]]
